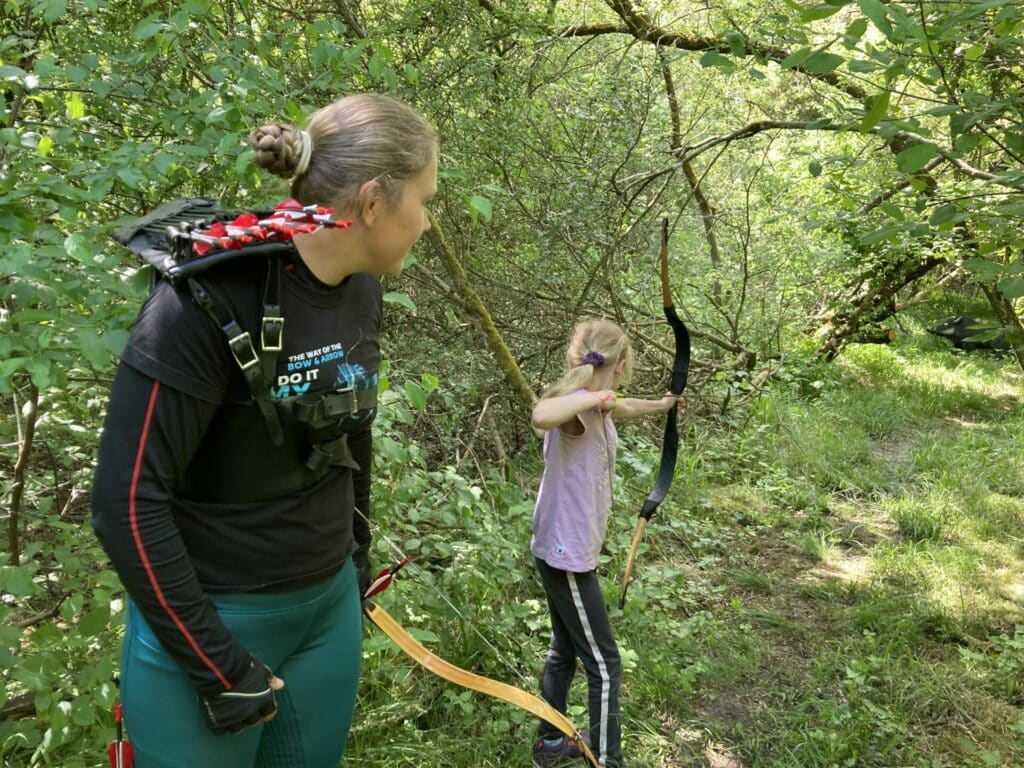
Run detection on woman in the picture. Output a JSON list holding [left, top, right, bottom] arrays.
[[91, 94, 437, 768]]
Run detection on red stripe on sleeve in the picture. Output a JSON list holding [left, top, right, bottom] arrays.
[[128, 381, 233, 690]]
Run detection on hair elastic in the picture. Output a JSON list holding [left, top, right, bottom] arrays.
[[294, 130, 313, 178], [581, 351, 605, 368]]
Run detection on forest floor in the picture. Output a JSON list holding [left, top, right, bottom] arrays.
[[345, 334, 1024, 768], [616, 340, 1024, 768]]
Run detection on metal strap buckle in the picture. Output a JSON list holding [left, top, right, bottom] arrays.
[[228, 331, 260, 371], [322, 386, 357, 417], [261, 316, 285, 352]]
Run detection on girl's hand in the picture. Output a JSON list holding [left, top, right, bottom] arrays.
[[659, 394, 684, 412], [592, 390, 617, 411]]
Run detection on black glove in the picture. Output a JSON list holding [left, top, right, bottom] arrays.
[[199, 656, 277, 735], [353, 548, 372, 598]]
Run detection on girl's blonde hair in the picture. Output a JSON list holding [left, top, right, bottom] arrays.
[[541, 319, 634, 400], [248, 94, 438, 211]]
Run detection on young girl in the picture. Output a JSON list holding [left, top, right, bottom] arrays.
[[530, 318, 681, 768]]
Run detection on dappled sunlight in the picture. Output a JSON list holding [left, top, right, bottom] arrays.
[[704, 743, 747, 768], [840, 345, 1022, 419], [809, 553, 873, 584], [1000, 576, 1024, 607]]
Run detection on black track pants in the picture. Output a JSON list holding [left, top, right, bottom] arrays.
[[535, 557, 623, 767]]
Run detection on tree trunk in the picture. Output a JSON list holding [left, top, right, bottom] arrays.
[[8, 382, 40, 566], [425, 213, 537, 410], [816, 256, 944, 359]]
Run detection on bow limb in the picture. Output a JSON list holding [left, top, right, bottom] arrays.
[[364, 601, 600, 768], [619, 218, 691, 610]]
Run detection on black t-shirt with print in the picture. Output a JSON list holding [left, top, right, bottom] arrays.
[[91, 246, 381, 693]]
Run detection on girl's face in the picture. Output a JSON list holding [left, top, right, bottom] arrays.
[[364, 157, 437, 276]]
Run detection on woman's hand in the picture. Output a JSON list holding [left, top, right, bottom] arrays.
[[200, 657, 286, 735]]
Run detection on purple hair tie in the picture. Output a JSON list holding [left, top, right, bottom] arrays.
[[581, 351, 605, 368]]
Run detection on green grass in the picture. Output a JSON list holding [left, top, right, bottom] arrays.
[[597, 339, 1022, 768], [341, 336, 1024, 768]]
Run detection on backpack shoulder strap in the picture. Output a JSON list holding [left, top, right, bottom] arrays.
[[185, 260, 285, 447]]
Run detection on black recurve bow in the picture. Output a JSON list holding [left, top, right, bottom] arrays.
[[618, 218, 691, 610]]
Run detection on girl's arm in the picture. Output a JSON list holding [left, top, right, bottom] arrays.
[[531, 390, 614, 430], [611, 394, 683, 421]]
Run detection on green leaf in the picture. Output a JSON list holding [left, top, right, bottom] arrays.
[[809, 160, 823, 176], [103, 329, 130, 358], [404, 380, 427, 411], [801, 4, 843, 21], [962, 258, 1008, 280], [39, 0, 67, 23], [860, 91, 889, 132], [468, 194, 493, 223], [77, 605, 110, 638], [2, 566, 37, 598], [724, 31, 746, 56], [133, 20, 166, 40], [700, 51, 734, 70], [895, 142, 939, 173], [858, 224, 902, 245], [847, 59, 880, 73], [879, 201, 904, 220], [780, 48, 811, 69], [928, 204, 957, 226], [802, 52, 845, 74], [1004, 132, 1024, 155], [0, 65, 28, 82], [963, 44, 985, 62], [65, 92, 85, 119], [383, 291, 416, 313], [844, 18, 868, 45], [37, 136, 54, 158], [954, 133, 980, 152], [997, 277, 1024, 299], [859, 0, 893, 37], [29, 360, 52, 390], [367, 51, 384, 81], [71, 696, 96, 727]]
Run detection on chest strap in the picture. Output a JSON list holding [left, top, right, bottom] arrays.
[[291, 388, 378, 430]]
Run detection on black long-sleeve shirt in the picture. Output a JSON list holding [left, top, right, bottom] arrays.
[[92, 250, 381, 694]]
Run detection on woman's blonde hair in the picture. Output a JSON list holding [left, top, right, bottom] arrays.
[[540, 318, 634, 400], [248, 94, 438, 211]]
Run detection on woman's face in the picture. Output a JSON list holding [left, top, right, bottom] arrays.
[[366, 157, 437, 276]]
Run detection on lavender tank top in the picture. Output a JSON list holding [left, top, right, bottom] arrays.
[[531, 393, 617, 572]]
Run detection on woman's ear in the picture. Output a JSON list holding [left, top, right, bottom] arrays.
[[357, 179, 385, 227]]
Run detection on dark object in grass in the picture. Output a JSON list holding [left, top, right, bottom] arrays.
[[927, 316, 1009, 353]]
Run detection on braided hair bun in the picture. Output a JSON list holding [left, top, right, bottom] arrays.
[[248, 124, 307, 179], [248, 95, 437, 207]]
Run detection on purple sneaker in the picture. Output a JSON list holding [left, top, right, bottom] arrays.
[[532, 733, 591, 766]]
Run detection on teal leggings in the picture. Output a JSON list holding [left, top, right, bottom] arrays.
[[120, 560, 362, 768]]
